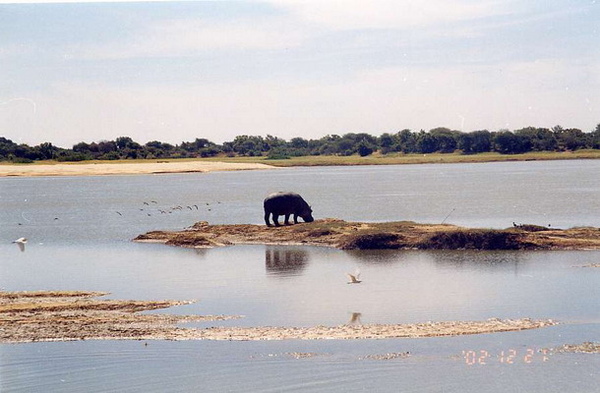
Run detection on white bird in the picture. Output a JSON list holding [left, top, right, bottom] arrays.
[[12, 237, 27, 252], [347, 270, 362, 284]]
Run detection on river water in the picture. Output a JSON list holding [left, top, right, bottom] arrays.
[[1, 160, 599, 392]]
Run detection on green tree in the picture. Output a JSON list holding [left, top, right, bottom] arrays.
[[335, 138, 355, 156], [515, 127, 557, 151], [416, 131, 437, 153], [265, 134, 286, 150], [145, 140, 175, 158], [378, 133, 395, 154], [115, 136, 135, 150], [554, 126, 588, 151], [230, 135, 268, 156], [458, 133, 475, 154], [591, 124, 600, 149], [493, 131, 529, 154], [357, 141, 374, 156], [98, 140, 117, 154], [429, 128, 459, 153], [73, 142, 91, 154], [470, 130, 492, 153], [0, 137, 18, 159], [396, 129, 416, 153], [38, 142, 58, 160]]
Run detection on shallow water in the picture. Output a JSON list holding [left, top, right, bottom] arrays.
[[1, 160, 600, 392]]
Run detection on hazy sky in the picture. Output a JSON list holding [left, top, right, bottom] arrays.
[[1, 0, 598, 147]]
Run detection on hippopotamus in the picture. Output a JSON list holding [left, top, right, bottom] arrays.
[[264, 192, 314, 227]]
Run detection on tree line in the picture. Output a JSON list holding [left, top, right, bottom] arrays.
[[2, 124, 600, 163]]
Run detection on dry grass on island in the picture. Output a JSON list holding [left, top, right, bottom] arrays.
[[135, 219, 600, 251], [0, 291, 556, 343]]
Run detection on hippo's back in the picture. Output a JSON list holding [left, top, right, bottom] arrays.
[[264, 192, 302, 208]]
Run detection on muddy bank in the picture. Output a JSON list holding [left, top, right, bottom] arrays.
[[134, 219, 600, 251], [1, 291, 556, 343]]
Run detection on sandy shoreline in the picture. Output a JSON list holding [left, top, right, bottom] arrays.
[[0, 161, 275, 177]]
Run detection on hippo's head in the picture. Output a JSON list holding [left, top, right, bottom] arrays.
[[300, 205, 314, 223]]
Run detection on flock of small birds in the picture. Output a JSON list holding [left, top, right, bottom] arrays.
[[11, 198, 221, 252], [115, 200, 221, 218]]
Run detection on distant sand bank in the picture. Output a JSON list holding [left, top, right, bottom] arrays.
[[0, 161, 275, 177]]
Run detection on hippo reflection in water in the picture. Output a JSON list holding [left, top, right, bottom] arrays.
[[264, 192, 314, 227]]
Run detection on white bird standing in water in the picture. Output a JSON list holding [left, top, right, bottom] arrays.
[[12, 237, 27, 252], [347, 270, 362, 284]]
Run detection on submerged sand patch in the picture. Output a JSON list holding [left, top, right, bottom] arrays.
[[0, 291, 556, 343], [0, 291, 238, 343], [553, 342, 600, 354], [180, 318, 556, 341]]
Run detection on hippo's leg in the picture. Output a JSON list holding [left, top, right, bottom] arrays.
[[273, 214, 281, 226], [284, 213, 291, 225], [293, 214, 299, 224], [264, 211, 272, 227]]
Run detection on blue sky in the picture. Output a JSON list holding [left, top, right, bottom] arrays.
[[1, 0, 598, 147]]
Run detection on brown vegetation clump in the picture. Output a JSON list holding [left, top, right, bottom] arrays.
[[420, 230, 530, 250], [165, 234, 216, 247], [513, 224, 553, 232], [338, 233, 405, 250]]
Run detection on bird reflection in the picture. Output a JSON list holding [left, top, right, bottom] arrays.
[[347, 312, 362, 325], [265, 247, 308, 276], [12, 237, 27, 252]]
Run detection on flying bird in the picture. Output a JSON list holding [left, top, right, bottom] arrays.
[[12, 237, 27, 252], [348, 312, 362, 324], [347, 270, 362, 284]]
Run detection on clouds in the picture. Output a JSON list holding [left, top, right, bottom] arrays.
[[82, 15, 309, 60], [0, 1, 599, 147], [76, 1, 513, 61], [272, 0, 509, 31]]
